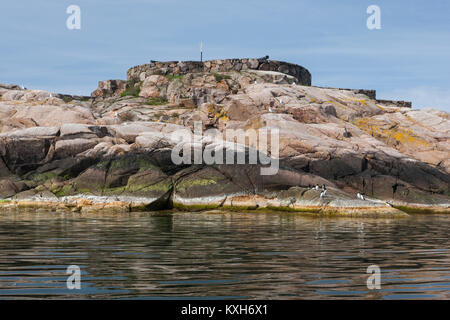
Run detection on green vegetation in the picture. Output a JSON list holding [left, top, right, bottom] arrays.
[[393, 205, 448, 215], [127, 180, 172, 193], [53, 184, 74, 197], [266, 206, 321, 213], [168, 74, 184, 81], [173, 202, 220, 212], [120, 86, 141, 97], [176, 177, 218, 193], [120, 80, 142, 97], [95, 160, 111, 170], [213, 73, 231, 82], [146, 97, 168, 105], [61, 96, 73, 103]]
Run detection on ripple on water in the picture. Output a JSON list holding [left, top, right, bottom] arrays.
[[0, 211, 448, 299]]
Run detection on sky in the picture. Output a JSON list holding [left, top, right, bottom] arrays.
[[0, 0, 449, 112]]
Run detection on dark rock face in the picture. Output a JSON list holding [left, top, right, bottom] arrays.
[[0, 128, 447, 210]]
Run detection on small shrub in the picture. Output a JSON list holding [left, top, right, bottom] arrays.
[[61, 96, 73, 103], [213, 73, 231, 82], [121, 80, 141, 97], [168, 74, 184, 81], [120, 86, 140, 97], [146, 97, 168, 105]]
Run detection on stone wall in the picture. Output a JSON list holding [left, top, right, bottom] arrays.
[[127, 58, 311, 86], [376, 99, 412, 108], [319, 86, 412, 108], [320, 86, 377, 100]]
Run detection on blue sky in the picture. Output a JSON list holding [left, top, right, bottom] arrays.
[[1, 0, 449, 111]]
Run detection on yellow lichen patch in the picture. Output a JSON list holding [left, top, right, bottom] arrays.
[[354, 118, 430, 148], [385, 129, 430, 147], [207, 103, 227, 121], [327, 100, 346, 110], [342, 97, 368, 106], [354, 118, 384, 137], [305, 94, 317, 103]]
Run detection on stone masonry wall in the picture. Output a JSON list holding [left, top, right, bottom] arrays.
[[127, 58, 312, 86]]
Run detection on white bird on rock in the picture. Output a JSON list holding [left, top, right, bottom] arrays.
[[357, 193, 365, 200], [320, 189, 327, 199]]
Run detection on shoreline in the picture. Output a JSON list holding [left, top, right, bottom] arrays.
[[1, 195, 448, 217]]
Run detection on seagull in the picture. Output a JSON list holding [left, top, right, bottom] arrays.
[[320, 189, 327, 199], [20, 84, 25, 90], [315, 185, 320, 190], [357, 193, 365, 200], [292, 82, 296, 86], [49, 93, 53, 98], [289, 197, 296, 206], [322, 184, 326, 191]]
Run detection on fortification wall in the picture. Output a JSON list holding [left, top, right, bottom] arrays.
[[376, 99, 412, 108], [127, 58, 311, 86]]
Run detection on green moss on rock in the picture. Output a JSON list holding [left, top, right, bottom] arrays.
[[393, 205, 448, 214], [176, 177, 218, 193]]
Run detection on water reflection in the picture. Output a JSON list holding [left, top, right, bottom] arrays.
[[0, 211, 448, 299]]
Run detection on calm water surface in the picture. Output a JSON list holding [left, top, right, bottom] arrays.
[[0, 211, 448, 299]]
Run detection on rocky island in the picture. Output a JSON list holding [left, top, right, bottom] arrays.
[[0, 58, 449, 216]]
